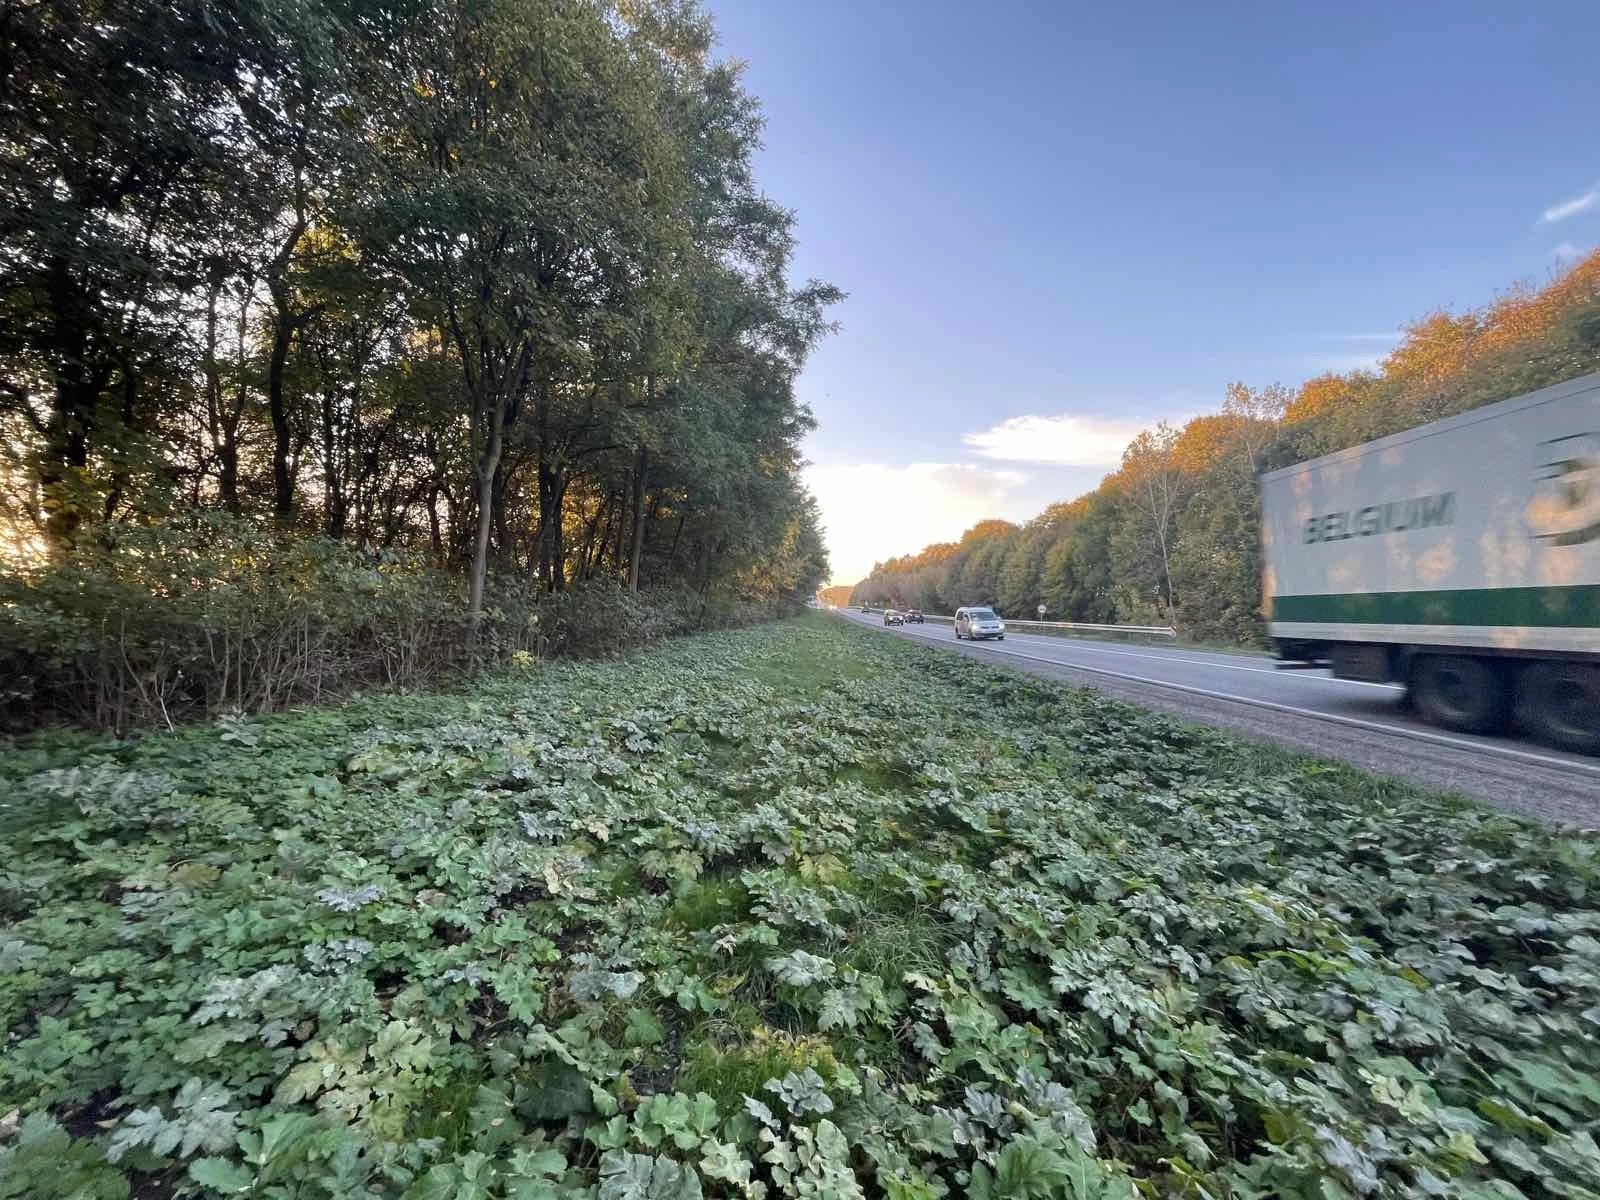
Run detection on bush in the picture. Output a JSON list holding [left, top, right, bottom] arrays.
[[0, 516, 783, 732]]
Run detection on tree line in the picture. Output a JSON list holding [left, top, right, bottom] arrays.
[[1, 0, 833, 614], [0, 0, 835, 727], [852, 253, 1600, 643]]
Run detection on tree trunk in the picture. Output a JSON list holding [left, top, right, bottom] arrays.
[[491, 459, 513, 567], [467, 393, 506, 626], [627, 447, 648, 593], [426, 482, 444, 558], [40, 256, 99, 550], [668, 508, 685, 564], [201, 281, 232, 511], [468, 466, 496, 623], [102, 367, 139, 521], [550, 474, 568, 591], [537, 460, 557, 590], [321, 387, 346, 539], [592, 489, 614, 579], [267, 278, 296, 525], [219, 280, 252, 515]]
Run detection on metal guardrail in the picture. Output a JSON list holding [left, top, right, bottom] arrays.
[[1005, 619, 1176, 638], [856, 608, 1175, 639]]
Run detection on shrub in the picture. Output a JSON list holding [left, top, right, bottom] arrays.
[[0, 516, 784, 732]]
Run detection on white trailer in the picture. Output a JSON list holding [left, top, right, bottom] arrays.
[[1260, 371, 1600, 752]]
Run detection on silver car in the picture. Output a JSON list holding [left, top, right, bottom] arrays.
[[954, 606, 1005, 640]]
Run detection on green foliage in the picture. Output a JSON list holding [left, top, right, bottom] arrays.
[[0, 516, 791, 730], [3, 0, 833, 698], [105, 1078, 238, 1162], [2, 616, 1597, 1197], [0, 1113, 129, 1200]]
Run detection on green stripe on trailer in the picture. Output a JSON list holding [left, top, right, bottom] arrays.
[[1272, 584, 1600, 628]]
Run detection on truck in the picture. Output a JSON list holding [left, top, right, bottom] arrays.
[[1260, 371, 1600, 753]]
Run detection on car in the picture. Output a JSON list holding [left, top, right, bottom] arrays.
[[954, 606, 1005, 640], [883, 609, 905, 626], [904, 609, 924, 623]]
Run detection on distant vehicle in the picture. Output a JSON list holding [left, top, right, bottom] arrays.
[[883, 609, 905, 626], [904, 609, 925, 624], [860, 605, 869, 612], [1261, 371, 1600, 753], [955, 606, 1004, 640]]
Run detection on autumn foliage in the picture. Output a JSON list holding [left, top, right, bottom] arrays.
[[854, 252, 1600, 642]]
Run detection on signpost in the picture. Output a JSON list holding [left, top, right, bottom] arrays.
[[1037, 604, 1047, 619]]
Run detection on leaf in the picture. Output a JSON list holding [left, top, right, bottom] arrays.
[[106, 1107, 168, 1163], [521, 1061, 593, 1121], [188, 1157, 254, 1194], [569, 968, 645, 1002], [315, 884, 384, 913], [743, 1096, 777, 1128], [623, 1009, 665, 1047], [699, 1139, 752, 1186], [598, 1151, 703, 1200], [0, 936, 45, 972], [817, 988, 863, 1031], [765, 1068, 834, 1116], [469, 1084, 522, 1149], [765, 950, 836, 987], [990, 1135, 1076, 1200], [586, 1116, 630, 1152], [507, 1143, 567, 1179]]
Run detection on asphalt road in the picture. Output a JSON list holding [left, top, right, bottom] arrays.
[[833, 609, 1600, 827]]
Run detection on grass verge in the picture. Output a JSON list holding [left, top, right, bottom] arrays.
[[1, 614, 1595, 1198]]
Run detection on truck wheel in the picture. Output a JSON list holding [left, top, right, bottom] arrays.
[[1519, 662, 1600, 754], [1412, 655, 1507, 734]]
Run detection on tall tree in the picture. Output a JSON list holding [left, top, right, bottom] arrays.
[[0, 0, 268, 546], [1118, 422, 1183, 620], [368, 0, 685, 620]]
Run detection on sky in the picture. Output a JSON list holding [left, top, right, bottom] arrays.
[[706, 0, 1600, 585]]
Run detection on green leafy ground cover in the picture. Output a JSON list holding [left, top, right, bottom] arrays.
[[2, 615, 1598, 1199]]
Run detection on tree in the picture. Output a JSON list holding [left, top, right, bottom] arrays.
[[366, 0, 684, 621], [1118, 423, 1183, 622], [0, 0, 269, 547]]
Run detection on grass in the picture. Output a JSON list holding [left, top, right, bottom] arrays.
[[0, 614, 1596, 1199]]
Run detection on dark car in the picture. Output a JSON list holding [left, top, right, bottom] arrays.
[[883, 609, 905, 626], [904, 609, 925, 624]]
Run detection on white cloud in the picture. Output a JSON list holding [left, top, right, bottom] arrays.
[[1542, 184, 1599, 223], [963, 413, 1154, 467], [1554, 241, 1594, 263], [804, 461, 1030, 585]]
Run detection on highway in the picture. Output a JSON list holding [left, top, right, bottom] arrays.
[[834, 609, 1600, 826]]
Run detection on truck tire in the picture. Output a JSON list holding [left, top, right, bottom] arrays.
[[1519, 662, 1600, 754], [1412, 655, 1507, 734]]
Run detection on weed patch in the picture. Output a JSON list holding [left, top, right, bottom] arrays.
[[1, 615, 1596, 1197]]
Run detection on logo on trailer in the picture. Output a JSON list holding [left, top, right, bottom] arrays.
[[1302, 492, 1454, 544], [1526, 433, 1600, 546]]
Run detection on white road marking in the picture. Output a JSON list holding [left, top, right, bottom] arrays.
[[990, 631, 1400, 690], [903, 623, 1396, 690], [841, 612, 1600, 779]]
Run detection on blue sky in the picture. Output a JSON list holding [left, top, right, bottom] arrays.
[[707, 0, 1600, 584]]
